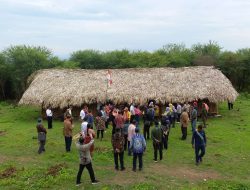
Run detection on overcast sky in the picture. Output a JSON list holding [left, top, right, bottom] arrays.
[[0, 0, 250, 58]]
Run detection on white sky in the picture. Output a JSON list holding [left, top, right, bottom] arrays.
[[0, 0, 250, 58]]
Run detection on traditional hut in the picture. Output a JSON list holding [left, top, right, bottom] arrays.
[[19, 66, 238, 118]]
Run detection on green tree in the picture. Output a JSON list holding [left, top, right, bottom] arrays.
[[156, 44, 193, 67], [217, 51, 239, 88], [70, 50, 105, 69], [0, 53, 11, 99], [192, 41, 222, 66], [236, 48, 250, 91], [3, 45, 54, 99]]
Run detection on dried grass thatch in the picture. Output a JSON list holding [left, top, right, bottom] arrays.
[[19, 66, 238, 108]]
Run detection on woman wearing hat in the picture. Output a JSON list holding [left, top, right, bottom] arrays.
[[36, 118, 47, 154]]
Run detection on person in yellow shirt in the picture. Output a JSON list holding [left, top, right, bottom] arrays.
[[123, 107, 131, 121]]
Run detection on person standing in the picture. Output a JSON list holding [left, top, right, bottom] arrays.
[[104, 104, 110, 129], [151, 121, 163, 162], [127, 120, 136, 156], [161, 117, 170, 150], [95, 111, 105, 140], [182, 102, 190, 117], [176, 103, 182, 122], [192, 125, 207, 165], [87, 110, 94, 129], [180, 109, 189, 140], [130, 103, 135, 123], [63, 115, 74, 152], [112, 128, 125, 171], [76, 134, 99, 186], [130, 128, 146, 171], [123, 119, 130, 151], [64, 106, 73, 123], [46, 106, 53, 129], [201, 103, 208, 128], [110, 108, 118, 134], [134, 105, 141, 127], [80, 106, 86, 120], [190, 105, 197, 133], [123, 107, 131, 122], [146, 105, 155, 125], [81, 117, 88, 135], [36, 118, 47, 154], [170, 105, 176, 128], [154, 105, 160, 121], [143, 105, 155, 139], [228, 100, 234, 110], [115, 110, 125, 129]]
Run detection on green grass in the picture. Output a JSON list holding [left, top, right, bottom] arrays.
[[1, 96, 250, 190]]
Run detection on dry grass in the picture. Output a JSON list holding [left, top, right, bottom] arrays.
[[19, 66, 238, 108]]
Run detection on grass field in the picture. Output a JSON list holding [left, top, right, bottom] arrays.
[[1, 95, 250, 190]]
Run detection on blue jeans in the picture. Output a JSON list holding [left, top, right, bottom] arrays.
[[195, 145, 205, 163], [133, 153, 143, 170]]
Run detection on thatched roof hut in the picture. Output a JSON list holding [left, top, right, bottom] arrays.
[[19, 67, 238, 111]]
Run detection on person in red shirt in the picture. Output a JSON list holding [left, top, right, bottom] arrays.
[[115, 110, 125, 129]]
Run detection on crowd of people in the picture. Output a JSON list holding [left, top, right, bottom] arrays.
[[36, 101, 209, 186]]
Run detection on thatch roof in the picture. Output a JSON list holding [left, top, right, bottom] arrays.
[[19, 66, 238, 108]]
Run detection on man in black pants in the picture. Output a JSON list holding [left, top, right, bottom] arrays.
[[130, 127, 146, 171], [228, 100, 234, 110], [192, 125, 207, 165], [143, 120, 151, 139], [112, 128, 125, 171], [63, 115, 74, 152], [76, 134, 99, 186], [144, 105, 155, 139], [151, 121, 163, 162], [161, 117, 170, 150]]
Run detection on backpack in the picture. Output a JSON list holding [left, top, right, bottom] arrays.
[[147, 109, 154, 121], [132, 135, 144, 153]]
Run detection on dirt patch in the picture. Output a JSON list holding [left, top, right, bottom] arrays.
[[94, 146, 112, 153], [16, 156, 36, 163], [214, 153, 222, 157], [105, 166, 146, 185], [150, 164, 221, 181], [0, 167, 17, 179], [0, 130, 6, 136], [47, 163, 67, 177], [103, 164, 222, 186], [0, 155, 8, 164]]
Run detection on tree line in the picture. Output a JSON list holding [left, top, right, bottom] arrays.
[[0, 41, 250, 100]]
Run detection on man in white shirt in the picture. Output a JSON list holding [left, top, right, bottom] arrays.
[[80, 107, 85, 121], [81, 117, 88, 135], [176, 103, 182, 122], [46, 107, 53, 129]]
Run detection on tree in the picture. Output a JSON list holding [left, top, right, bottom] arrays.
[[236, 48, 250, 91], [3, 45, 54, 99], [155, 44, 193, 67], [0, 53, 11, 99], [70, 50, 105, 69], [192, 41, 222, 66]]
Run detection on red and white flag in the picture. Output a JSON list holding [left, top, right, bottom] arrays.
[[107, 70, 112, 87]]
